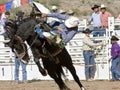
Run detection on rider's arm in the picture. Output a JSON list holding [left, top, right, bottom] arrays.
[[58, 26, 77, 43], [61, 30, 77, 43], [47, 13, 69, 20]]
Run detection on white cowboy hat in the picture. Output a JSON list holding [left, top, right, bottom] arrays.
[[59, 9, 66, 14], [52, 5, 58, 10], [65, 16, 79, 28], [67, 10, 74, 15], [100, 4, 107, 9]]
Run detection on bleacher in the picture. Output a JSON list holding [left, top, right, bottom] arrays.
[[0, 17, 120, 80]]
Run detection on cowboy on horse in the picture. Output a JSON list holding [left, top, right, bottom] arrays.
[[35, 12, 79, 48]]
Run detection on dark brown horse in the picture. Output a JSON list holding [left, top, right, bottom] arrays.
[[5, 15, 85, 90]]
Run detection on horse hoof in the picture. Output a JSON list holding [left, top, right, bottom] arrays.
[[41, 69, 48, 76], [81, 87, 86, 90]]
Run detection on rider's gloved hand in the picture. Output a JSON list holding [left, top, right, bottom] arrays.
[[35, 27, 44, 38], [35, 27, 41, 33]]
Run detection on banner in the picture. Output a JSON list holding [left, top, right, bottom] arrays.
[[6, 1, 13, 11], [21, 0, 28, 5], [0, 4, 6, 13]]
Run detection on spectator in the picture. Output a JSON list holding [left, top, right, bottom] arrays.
[[0, 11, 10, 36], [109, 36, 120, 81], [82, 28, 104, 81], [100, 4, 112, 28], [89, 4, 103, 37], [67, 10, 74, 16], [47, 5, 60, 25], [14, 53, 27, 83], [117, 14, 120, 19], [58, 9, 66, 14], [51, 5, 58, 13]]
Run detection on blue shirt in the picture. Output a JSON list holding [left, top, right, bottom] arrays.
[[48, 13, 69, 20], [90, 12, 102, 27], [48, 13, 78, 43], [59, 24, 77, 43]]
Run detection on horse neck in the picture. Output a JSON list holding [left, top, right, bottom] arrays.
[[16, 18, 37, 41]]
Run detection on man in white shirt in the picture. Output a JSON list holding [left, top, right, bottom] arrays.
[[0, 11, 10, 38], [83, 28, 104, 81]]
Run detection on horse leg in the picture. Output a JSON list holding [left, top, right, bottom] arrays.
[[56, 65, 71, 90], [34, 58, 47, 76], [49, 72, 70, 90], [42, 58, 70, 90], [59, 48, 86, 90], [66, 65, 86, 90]]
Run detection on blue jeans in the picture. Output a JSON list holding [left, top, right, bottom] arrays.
[[111, 57, 120, 80], [83, 51, 96, 80], [92, 27, 106, 37], [14, 57, 27, 81]]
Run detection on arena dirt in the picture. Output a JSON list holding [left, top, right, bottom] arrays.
[[0, 80, 120, 90]]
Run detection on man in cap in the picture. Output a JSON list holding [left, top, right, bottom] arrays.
[[82, 28, 104, 81], [100, 4, 112, 28], [59, 9, 66, 14], [51, 5, 58, 13], [36, 13, 79, 48], [89, 4, 103, 37], [109, 36, 120, 81], [67, 10, 74, 16]]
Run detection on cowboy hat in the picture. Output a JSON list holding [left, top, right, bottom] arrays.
[[51, 5, 58, 10], [111, 36, 119, 41], [59, 9, 66, 14], [83, 28, 92, 33], [100, 4, 107, 9], [67, 10, 74, 15], [91, 4, 100, 10], [65, 16, 79, 28]]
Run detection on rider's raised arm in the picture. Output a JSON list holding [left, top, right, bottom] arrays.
[[47, 13, 69, 20]]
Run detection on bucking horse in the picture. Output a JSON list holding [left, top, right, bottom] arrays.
[[5, 11, 86, 90]]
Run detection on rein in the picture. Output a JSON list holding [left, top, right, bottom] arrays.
[[15, 35, 26, 59]]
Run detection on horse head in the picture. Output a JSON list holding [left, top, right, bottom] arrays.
[[5, 16, 31, 64]]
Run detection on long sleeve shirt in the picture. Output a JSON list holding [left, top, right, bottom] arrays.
[[100, 11, 112, 28], [111, 42, 120, 59], [48, 13, 69, 20], [0, 13, 7, 34], [90, 12, 102, 27], [58, 24, 77, 43], [48, 13, 77, 43], [83, 35, 100, 51]]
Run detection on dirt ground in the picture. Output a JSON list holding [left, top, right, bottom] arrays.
[[0, 80, 120, 90]]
